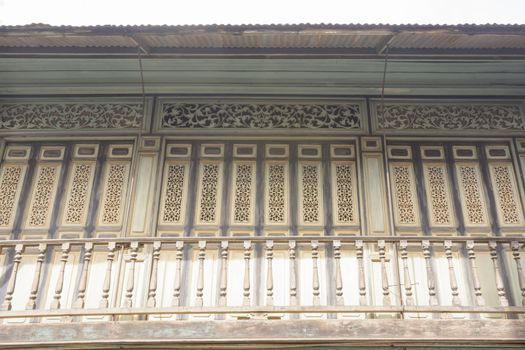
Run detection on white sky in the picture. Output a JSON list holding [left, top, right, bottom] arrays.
[[1, 0, 524, 26]]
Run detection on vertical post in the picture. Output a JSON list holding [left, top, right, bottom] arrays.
[[1, 244, 24, 311], [444, 240, 461, 306], [289, 241, 297, 306], [51, 242, 71, 309], [124, 241, 139, 308], [399, 240, 414, 306], [195, 240, 206, 307], [265, 240, 274, 306], [511, 241, 525, 306], [100, 242, 116, 308], [243, 240, 252, 306], [147, 241, 161, 308], [218, 241, 228, 307], [333, 240, 344, 306], [378, 240, 391, 306], [422, 240, 439, 306], [311, 240, 320, 306], [489, 241, 509, 306], [74, 242, 93, 308], [356, 240, 367, 305], [172, 241, 184, 307], [466, 240, 485, 306], [26, 243, 47, 310]]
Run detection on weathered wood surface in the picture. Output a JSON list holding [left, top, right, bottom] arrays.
[[0, 319, 524, 348]]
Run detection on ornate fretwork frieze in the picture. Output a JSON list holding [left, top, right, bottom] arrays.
[[373, 101, 525, 133], [0, 103, 144, 131], [160, 102, 362, 129]]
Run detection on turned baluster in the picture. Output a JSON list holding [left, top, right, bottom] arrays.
[[1, 244, 24, 311], [171, 241, 184, 307], [51, 243, 71, 309], [422, 240, 438, 306], [265, 240, 274, 306], [289, 241, 297, 306], [26, 243, 47, 310], [444, 240, 461, 306], [489, 241, 509, 306], [356, 240, 367, 305], [146, 241, 161, 307], [100, 242, 116, 308], [243, 240, 252, 306], [311, 240, 320, 306], [195, 240, 206, 307], [399, 240, 414, 306], [334, 240, 344, 306], [218, 241, 228, 306], [73, 242, 93, 308], [124, 242, 139, 308], [466, 240, 485, 306], [378, 240, 391, 306], [511, 241, 525, 306]]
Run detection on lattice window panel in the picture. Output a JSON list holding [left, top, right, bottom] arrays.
[[298, 162, 323, 226], [422, 163, 454, 228], [0, 164, 26, 229], [265, 162, 289, 225], [389, 163, 420, 227], [331, 161, 358, 225], [159, 162, 189, 225], [25, 164, 61, 228], [488, 162, 525, 227], [98, 161, 131, 226], [196, 162, 223, 225], [231, 162, 256, 225], [455, 163, 489, 227], [62, 162, 96, 226]]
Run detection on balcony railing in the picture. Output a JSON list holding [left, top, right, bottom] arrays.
[[0, 236, 524, 321]]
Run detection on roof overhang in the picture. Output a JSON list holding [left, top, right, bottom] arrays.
[[1, 24, 525, 58]]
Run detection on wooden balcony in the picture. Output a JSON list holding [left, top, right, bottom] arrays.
[[0, 235, 524, 348]]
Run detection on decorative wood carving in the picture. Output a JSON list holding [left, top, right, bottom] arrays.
[[0, 103, 144, 131], [375, 102, 524, 132], [161, 103, 362, 129]]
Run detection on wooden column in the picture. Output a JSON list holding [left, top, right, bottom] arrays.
[[1, 244, 23, 311], [73, 242, 93, 308], [146, 241, 161, 308], [51, 243, 71, 310], [26, 243, 47, 310]]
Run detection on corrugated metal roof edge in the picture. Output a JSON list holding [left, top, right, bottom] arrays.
[[2, 23, 525, 34]]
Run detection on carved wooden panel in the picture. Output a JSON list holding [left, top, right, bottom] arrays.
[[160, 102, 363, 130], [455, 162, 489, 230], [331, 161, 358, 225], [231, 162, 256, 225], [159, 162, 189, 225], [488, 162, 525, 228], [0, 164, 27, 230], [422, 163, 455, 230], [389, 163, 420, 229], [25, 163, 61, 229], [97, 161, 131, 227], [373, 100, 525, 134], [61, 162, 96, 226], [0, 102, 144, 132], [298, 162, 323, 226], [196, 161, 223, 225], [265, 161, 289, 225]]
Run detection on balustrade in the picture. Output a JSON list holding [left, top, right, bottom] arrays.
[[0, 236, 524, 321]]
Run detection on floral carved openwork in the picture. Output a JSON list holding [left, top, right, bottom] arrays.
[[0, 103, 144, 131], [161, 103, 362, 129], [375, 102, 524, 132]]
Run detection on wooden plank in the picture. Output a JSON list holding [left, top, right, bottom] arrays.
[[0, 319, 524, 348]]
